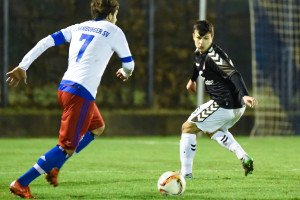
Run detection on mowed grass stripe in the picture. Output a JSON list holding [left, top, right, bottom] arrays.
[[0, 136, 299, 199]]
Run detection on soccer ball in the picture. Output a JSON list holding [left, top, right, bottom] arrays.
[[157, 171, 186, 195]]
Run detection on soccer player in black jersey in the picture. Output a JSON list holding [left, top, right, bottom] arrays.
[[180, 20, 257, 179]]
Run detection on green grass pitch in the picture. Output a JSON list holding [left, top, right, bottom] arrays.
[[0, 136, 299, 199]]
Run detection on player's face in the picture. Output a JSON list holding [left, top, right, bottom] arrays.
[[193, 30, 213, 53]]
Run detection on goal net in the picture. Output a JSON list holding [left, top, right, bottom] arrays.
[[249, 0, 300, 135]]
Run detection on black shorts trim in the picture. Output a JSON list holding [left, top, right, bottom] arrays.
[[191, 101, 220, 122]]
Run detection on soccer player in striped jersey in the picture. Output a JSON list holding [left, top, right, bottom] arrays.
[[7, 0, 134, 198], [180, 20, 257, 179]]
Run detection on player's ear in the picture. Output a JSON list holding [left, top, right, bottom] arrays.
[[106, 13, 111, 21]]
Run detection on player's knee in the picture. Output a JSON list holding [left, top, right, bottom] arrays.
[[91, 125, 105, 136], [64, 149, 75, 156], [181, 121, 200, 133], [58, 143, 75, 156]]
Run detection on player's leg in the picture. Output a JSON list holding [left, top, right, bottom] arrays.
[[9, 145, 68, 198], [180, 121, 200, 179], [75, 103, 105, 154], [46, 91, 98, 186], [210, 107, 254, 176], [46, 98, 105, 186], [44, 120, 105, 188], [75, 126, 104, 153], [180, 100, 226, 179], [10, 91, 94, 199], [9, 91, 87, 197], [210, 130, 247, 159], [45, 114, 105, 188], [45, 129, 101, 188], [210, 130, 253, 175], [229, 106, 254, 176]]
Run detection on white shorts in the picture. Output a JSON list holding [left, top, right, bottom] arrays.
[[187, 100, 246, 134]]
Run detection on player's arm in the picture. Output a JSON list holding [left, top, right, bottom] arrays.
[[219, 62, 257, 108], [211, 52, 258, 108], [116, 56, 134, 81], [112, 29, 135, 81], [6, 25, 76, 87], [6, 35, 55, 87], [229, 72, 257, 108]]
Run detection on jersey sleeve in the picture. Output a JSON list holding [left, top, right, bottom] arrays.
[[190, 64, 199, 82], [51, 24, 78, 45], [19, 35, 55, 70], [18, 24, 78, 71], [212, 57, 249, 98], [208, 46, 249, 99], [229, 72, 249, 99], [111, 28, 135, 76]]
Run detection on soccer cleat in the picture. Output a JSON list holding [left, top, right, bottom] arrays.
[[183, 173, 193, 180], [45, 167, 59, 187], [9, 180, 34, 199], [242, 155, 254, 176]]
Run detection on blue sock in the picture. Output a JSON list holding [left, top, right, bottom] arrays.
[[55, 132, 95, 170], [18, 145, 67, 186], [17, 168, 40, 187], [75, 131, 95, 153]]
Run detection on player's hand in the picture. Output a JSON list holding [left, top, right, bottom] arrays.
[[116, 68, 130, 82], [243, 96, 257, 108], [6, 66, 27, 87], [186, 80, 197, 93]]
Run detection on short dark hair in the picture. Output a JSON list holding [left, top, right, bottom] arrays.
[[193, 20, 214, 37], [91, 0, 119, 19]]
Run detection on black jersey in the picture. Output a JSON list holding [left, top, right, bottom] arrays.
[[191, 44, 249, 109]]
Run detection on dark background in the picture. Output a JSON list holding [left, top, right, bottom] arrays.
[[0, 0, 251, 109]]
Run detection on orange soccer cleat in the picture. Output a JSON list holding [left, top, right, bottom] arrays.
[[9, 180, 34, 199], [45, 167, 59, 187]]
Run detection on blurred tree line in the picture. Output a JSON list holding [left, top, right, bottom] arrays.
[[0, 0, 251, 110]]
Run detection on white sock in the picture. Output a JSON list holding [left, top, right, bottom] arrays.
[[180, 133, 197, 175], [211, 130, 246, 159]]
